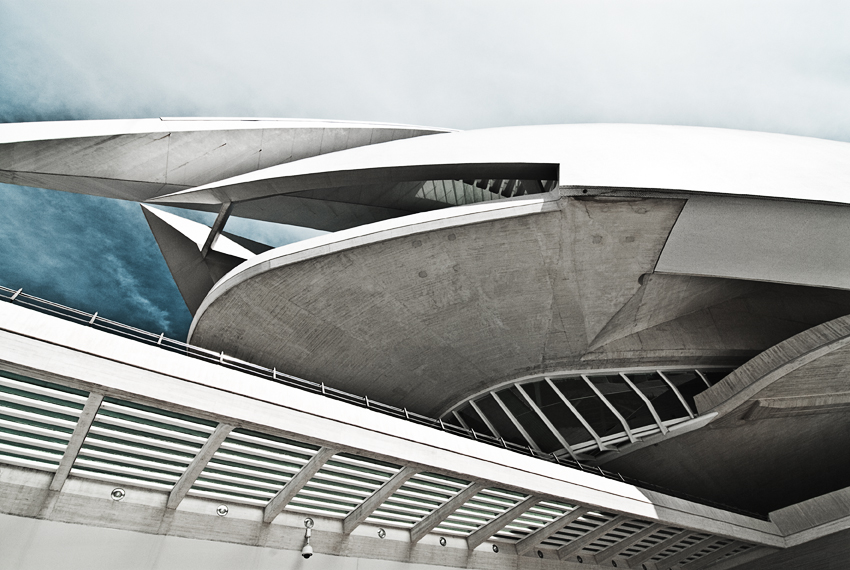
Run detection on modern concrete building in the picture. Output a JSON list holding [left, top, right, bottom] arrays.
[[1, 118, 850, 569]]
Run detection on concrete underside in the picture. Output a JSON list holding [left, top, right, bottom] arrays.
[[190, 195, 850, 418], [0, 467, 611, 570], [607, 316, 850, 515], [733, 526, 850, 569]]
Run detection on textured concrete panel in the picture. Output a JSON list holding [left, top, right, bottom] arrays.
[[190, 196, 687, 415], [656, 196, 850, 290]]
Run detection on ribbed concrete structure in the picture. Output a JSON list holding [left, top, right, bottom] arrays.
[[2, 118, 850, 569]]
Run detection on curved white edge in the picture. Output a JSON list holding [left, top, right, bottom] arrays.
[[0, 117, 456, 144], [188, 193, 559, 340], [162, 123, 850, 207]]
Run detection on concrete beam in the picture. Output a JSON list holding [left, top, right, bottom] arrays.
[[655, 536, 716, 568], [593, 522, 664, 565], [409, 482, 485, 544], [514, 506, 589, 556], [557, 515, 627, 560], [49, 393, 103, 492], [621, 529, 688, 567], [465, 495, 538, 551], [263, 446, 338, 524], [342, 466, 417, 535], [166, 423, 233, 509], [705, 546, 779, 570], [684, 542, 743, 570], [200, 201, 234, 259]]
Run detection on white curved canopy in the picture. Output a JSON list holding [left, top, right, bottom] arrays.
[[154, 123, 850, 207]]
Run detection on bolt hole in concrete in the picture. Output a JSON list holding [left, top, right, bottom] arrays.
[[418, 270, 427, 278], [577, 555, 583, 563], [448, 234, 456, 241], [110, 488, 125, 501], [413, 240, 422, 248]]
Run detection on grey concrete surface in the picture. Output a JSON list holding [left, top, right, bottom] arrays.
[[189, 194, 850, 417], [190, 195, 686, 415], [606, 315, 850, 514], [657, 195, 850, 291], [0, 118, 450, 229]]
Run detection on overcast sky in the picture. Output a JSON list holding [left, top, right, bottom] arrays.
[[1, 0, 849, 337]]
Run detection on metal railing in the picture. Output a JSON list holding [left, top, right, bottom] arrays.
[[0, 284, 767, 520]]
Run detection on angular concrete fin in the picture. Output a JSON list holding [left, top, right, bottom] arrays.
[[141, 205, 266, 314], [588, 273, 756, 350]]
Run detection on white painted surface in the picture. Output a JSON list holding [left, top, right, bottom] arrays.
[[159, 123, 850, 206], [0, 117, 454, 144]]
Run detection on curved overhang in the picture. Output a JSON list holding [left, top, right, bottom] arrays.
[[153, 123, 850, 208], [187, 189, 850, 417], [0, 116, 455, 144], [0, 117, 453, 209]]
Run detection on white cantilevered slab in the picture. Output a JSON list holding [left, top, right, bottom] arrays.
[[409, 482, 485, 544], [465, 496, 539, 550], [0, 302, 785, 546], [167, 423, 234, 509], [263, 446, 338, 523], [152, 123, 850, 208], [49, 393, 103, 492], [342, 466, 418, 535], [514, 506, 589, 555]]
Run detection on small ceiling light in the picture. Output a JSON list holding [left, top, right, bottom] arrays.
[[492, 544, 499, 553], [110, 488, 125, 501], [439, 537, 447, 547], [377, 528, 386, 539], [216, 505, 228, 517]]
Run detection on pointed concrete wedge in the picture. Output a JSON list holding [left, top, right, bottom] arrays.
[[141, 205, 270, 314]]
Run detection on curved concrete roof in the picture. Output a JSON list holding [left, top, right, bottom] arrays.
[[0, 118, 452, 228], [154, 124, 850, 207], [188, 192, 850, 416]]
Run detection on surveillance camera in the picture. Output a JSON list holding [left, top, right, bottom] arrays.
[[301, 544, 313, 559]]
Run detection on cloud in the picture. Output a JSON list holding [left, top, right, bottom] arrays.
[[0, 183, 192, 337], [2, 0, 850, 341], [1, 0, 849, 138]]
